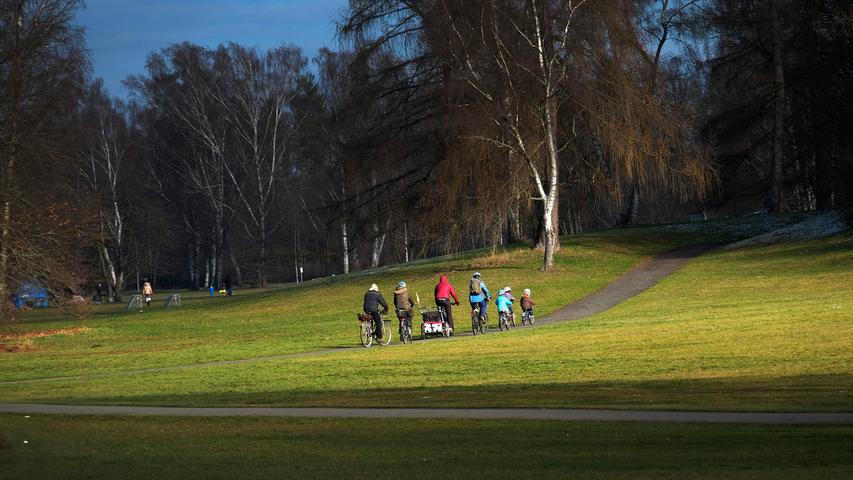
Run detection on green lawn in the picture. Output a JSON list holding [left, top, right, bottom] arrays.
[[2, 414, 851, 480], [0, 216, 777, 383], [1, 214, 849, 412]]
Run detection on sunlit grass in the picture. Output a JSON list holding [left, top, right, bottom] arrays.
[[0, 220, 752, 382], [2, 215, 848, 412]]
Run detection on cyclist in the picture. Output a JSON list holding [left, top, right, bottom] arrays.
[[393, 281, 417, 336], [468, 272, 491, 323], [363, 283, 389, 340], [495, 288, 514, 322], [434, 274, 459, 334], [502, 287, 517, 322], [521, 288, 535, 315]]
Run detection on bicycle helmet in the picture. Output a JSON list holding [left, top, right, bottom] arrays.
[[504, 286, 511, 292], [369, 284, 379, 292], [473, 272, 481, 278], [398, 281, 406, 288], [524, 288, 531, 295]]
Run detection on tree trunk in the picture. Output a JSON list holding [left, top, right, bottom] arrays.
[[542, 91, 562, 270], [204, 257, 211, 288], [542, 192, 558, 271], [403, 220, 410, 263], [768, 0, 786, 213], [256, 242, 266, 287], [230, 251, 243, 286], [371, 218, 389, 269], [341, 219, 350, 274]]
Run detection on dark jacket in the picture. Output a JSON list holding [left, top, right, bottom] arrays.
[[363, 290, 389, 313], [394, 286, 416, 312]]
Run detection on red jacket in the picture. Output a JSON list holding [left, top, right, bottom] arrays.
[[434, 275, 459, 303]]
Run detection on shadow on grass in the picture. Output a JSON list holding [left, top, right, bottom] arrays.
[[26, 373, 853, 412]]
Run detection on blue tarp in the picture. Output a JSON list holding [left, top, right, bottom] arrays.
[[13, 282, 49, 308]]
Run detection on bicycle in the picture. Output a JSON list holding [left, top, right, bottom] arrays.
[[398, 311, 413, 344], [521, 309, 535, 325], [358, 312, 392, 347], [498, 310, 512, 331], [436, 302, 452, 337], [471, 303, 488, 335]]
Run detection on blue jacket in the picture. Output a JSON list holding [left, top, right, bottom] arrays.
[[496, 293, 513, 312], [468, 278, 490, 303]]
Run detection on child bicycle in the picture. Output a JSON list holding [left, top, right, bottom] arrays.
[[498, 310, 515, 331], [357, 312, 392, 347], [521, 309, 535, 325]]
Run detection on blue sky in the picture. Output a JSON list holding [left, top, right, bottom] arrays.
[[76, 0, 349, 98]]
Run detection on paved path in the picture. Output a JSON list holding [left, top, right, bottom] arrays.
[[536, 244, 716, 325], [1, 245, 715, 386], [1, 404, 851, 424]]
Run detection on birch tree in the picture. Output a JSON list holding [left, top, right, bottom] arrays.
[[78, 81, 131, 301], [131, 44, 235, 288], [215, 44, 305, 286], [438, 0, 588, 270]]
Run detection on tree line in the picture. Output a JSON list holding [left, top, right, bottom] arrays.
[[0, 0, 850, 311]]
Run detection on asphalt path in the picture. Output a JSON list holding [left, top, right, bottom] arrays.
[[1, 404, 851, 424]]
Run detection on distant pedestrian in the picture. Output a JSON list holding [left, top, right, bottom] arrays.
[[142, 279, 154, 306], [95, 283, 102, 303], [209, 285, 215, 297], [223, 275, 233, 296]]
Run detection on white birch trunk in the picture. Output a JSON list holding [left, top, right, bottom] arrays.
[[341, 220, 350, 274]]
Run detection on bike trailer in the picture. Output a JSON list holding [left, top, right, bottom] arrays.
[[420, 309, 444, 334]]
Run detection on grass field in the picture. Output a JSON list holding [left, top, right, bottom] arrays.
[[1, 215, 849, 412], [2, 414, 852, 480], [0, 215, 784, 383], [1, 213, 851, 479]]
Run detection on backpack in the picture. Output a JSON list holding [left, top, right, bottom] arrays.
[[469, 278, 482, 295]]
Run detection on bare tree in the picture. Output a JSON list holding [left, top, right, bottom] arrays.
[[438, 0, 589, 270], [0, 0, 87, 313], [78, 81, 131, 301], [215, 44, 305, 286]]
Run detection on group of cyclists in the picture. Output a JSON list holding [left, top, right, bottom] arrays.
[[361, 272, 536, 341]]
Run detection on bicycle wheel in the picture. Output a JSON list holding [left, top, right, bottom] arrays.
[[471, 311, 479, 335], [405, 324, 413, 344], [359, 321, 373, 347], [528, 313, 535, 325], [380, 320, 392, 346], [479, 314, 488, 334], [510, 313, 516, 327], [498, 312, 508, 331], [420, 323, 426, 340]]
